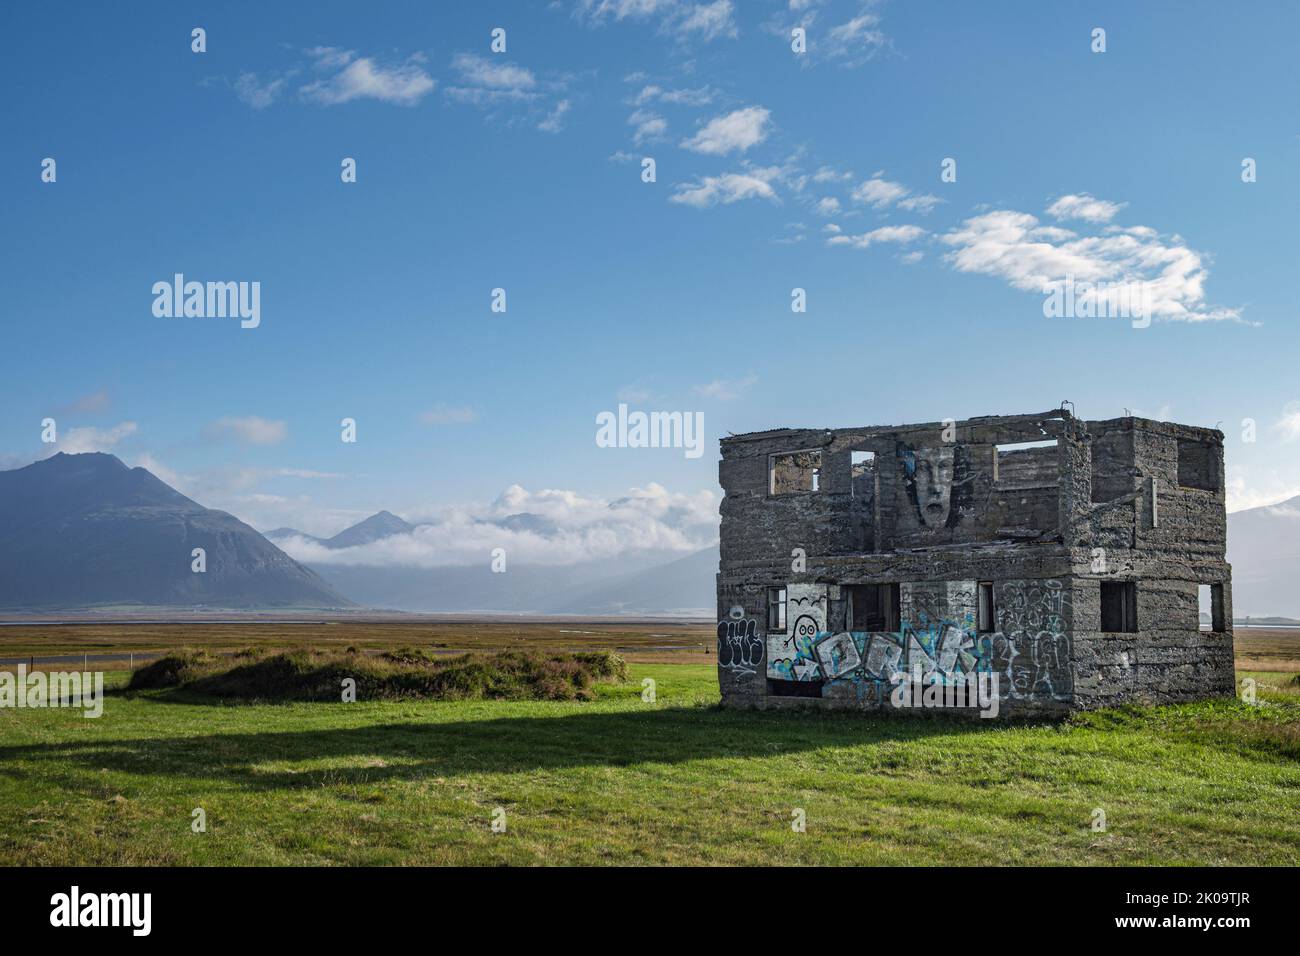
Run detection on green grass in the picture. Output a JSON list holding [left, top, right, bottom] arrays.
[[0, 664, 1297, 865]]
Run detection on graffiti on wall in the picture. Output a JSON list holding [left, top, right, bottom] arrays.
[[992, 580, 1072, 701], [737, 578, 1072, 705], [768, 584, 826, 681], [717, 618, 764, 677], [896, 441, 976, 534]]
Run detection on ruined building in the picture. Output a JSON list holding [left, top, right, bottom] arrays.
[[715, 409, 1235, 717]]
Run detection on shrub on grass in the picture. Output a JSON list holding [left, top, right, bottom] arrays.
[[126, 648, 219, 689], [131, 647, 628, 703]]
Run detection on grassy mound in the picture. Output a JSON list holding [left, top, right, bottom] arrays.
[[126, 648, 218, 689], [126, 646, 628, 702]]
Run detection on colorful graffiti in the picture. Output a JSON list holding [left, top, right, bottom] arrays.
[[767, 584, 827, 681], [755, 579, 1072, 706], [717, 618, 763, 676]]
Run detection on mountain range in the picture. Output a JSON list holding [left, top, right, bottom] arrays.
[[1224, 494, 1300, 620], [0, 453, 349, 609], [3, 452, 1298, 618]]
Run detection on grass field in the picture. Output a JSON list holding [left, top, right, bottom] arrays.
[[1, 621, 1298, 866]]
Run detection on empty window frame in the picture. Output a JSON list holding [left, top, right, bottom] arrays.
[[1177, 438, 1221, 492], [992, 439, 1059, 484], [850, 451, 876, 498], [1100, 581, 1138, 633], [977, 581, 996, 633], [767, 677, 824, 698], [846, 583, 901, 631], [769, 451, 822, 495], [1198, 583, 1226, 632], [766, 586, 787, 632]]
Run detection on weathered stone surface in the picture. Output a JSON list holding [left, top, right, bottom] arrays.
[[716, 410, 1235, 719]]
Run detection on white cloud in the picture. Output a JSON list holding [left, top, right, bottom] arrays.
[[576, 0, 737, 44], [814, 196, 841, 216], [629, 109, 668, 143], [234, 73, 287, 109], [693, 375, 757, 400], [450, 52, 537, 93], [940, 202, 1242, 322], [827, 224, 926, 249], [576, 0, 679, 23], [538, 99, 572, 133], [676, 1, 738, 41], [680, 106, 771, 155], [851, 175, 908, 208], [898, 193, 943, 214], [300, 55, 435, 106], [670, 168, 779, 207], [813, 165, 852, 184], [57, 421, 139, 454], [277, 482, 720, 569], [1225, 469, 1300, 513], [1047, 193, 1127, 224], [824, 11, 887, 64], [1274, 402, 1300, 442], [202, 416, 288, 446], [420, 403, 478, 425]]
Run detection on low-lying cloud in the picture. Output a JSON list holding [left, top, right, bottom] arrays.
[[276, 482, 720, 568]]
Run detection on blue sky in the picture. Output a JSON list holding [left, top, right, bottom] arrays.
[[3, 0, 1299, 550]]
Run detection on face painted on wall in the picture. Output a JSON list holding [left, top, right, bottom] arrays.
[[788, 614, 821, 653], [910, 446, 954, 528]]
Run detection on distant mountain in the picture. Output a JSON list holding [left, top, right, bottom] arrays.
[[537, 546, 718, 615], [264, 526, 319, 545], [264, 512, 414, 551], [1227, 494, 1300, 618], [0, 453, 351, 610], [323, 510, 414, 549]]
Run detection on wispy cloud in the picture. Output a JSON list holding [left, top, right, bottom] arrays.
[[575, 0, 738, 44], [1274, 402, 1300, 442], [827, 223, 926, 249], [202, 416, 288, 446], [850, 173, 939, 213], [300, 50, 435, 106], [629, 108, 668, 144], [693, 374, 757, 400], [1047, 193, 1128, 224], [446, 52, 537, 104], [538, 99, 572, 133], [234, 73, 288, 109], [680, 106, 771, 155], [55, 421, 138, 454], [670, 168, 780, 207]]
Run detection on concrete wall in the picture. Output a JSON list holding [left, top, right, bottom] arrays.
[[716, 411, 1235, 718]]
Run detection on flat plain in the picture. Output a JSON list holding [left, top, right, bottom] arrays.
[[0, 621, 1296, 866]]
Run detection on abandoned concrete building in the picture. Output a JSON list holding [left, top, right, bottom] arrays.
[[715, 409, 1235, 717]]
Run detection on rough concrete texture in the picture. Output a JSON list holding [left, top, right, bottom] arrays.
[[715, 409, 1235, 718]]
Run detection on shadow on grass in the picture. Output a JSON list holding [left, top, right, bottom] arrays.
[[0, 704, 1008, 793]]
